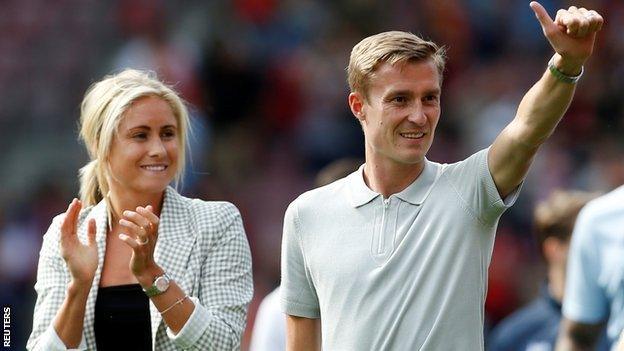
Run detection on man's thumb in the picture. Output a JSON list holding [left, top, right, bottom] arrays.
[[530, 1, 554, 30]]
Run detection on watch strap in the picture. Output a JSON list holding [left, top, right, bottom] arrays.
[[143, 285, 161, 297]]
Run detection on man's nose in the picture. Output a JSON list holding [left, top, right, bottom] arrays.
[[407, 102, 427, 126]]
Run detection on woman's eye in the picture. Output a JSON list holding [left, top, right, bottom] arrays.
[[133, 133, 147, 139], [162, 131, 176, 139]]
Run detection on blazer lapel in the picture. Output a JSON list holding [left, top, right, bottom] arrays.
[[149, 187, 197, 344], [80, 200, 109, 350]]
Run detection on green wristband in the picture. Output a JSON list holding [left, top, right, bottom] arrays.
[[548, 56, 583, 84]]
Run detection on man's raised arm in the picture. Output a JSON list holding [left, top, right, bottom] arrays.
[[488, 2, 603, 198]]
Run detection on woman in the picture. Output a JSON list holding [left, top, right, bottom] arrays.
[[27, 69, 253, 350]]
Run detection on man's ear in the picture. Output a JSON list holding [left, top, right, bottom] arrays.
[[348, 92, 366, 122]]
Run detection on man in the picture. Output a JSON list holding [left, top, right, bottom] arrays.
[[488, 190, 605, 351], [281, 2, 604, 350], [557, 185, 624, 350]]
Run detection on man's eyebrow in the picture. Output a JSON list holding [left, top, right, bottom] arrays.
[[382, 88, 441, 99], [423, 88, 441, 96], [383, 90, 414, 98]]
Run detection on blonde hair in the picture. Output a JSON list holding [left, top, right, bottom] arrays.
[[347, 31, 446, 100], [78, 69, 190, 207]]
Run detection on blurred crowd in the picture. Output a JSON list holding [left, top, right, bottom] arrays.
[[1, 0, 624, 349]]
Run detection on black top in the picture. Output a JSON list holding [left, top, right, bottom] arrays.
[[94, 284, 152, 351]]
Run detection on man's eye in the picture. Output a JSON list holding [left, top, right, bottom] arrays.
[[393, 96, 407, 103], [424, 95, 439, 102]]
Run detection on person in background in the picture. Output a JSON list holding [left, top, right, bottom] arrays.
[[281, 2, 604, 350], [557, 185, 624, 350], [249, 158, 361, 351], [488, 190, 608, 351], [27, 69, 253, 350]]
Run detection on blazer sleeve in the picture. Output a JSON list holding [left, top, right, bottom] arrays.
[[166, 202, 253, 350], [27, 215, 87, 351]]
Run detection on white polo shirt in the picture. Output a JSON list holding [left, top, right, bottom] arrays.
[[281, 148, 520, 350], [563, 185, 624, 346]]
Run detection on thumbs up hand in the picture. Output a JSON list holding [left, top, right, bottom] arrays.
[[530, 1, 604, 75]]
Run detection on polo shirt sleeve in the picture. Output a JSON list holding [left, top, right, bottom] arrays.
[[280, 201, 320, 318], [562, 206, 609, 323], [443, 147, 521, 224]]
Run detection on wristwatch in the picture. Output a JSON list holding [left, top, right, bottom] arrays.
[[143, 273, 171, 297]]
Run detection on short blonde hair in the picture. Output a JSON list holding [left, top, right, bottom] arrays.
[[533, 190, 599, 247], [78, 69, 190, 206], [347, 31, 446, 100]]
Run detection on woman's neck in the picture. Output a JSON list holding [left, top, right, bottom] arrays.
[[107, 187, 165, 225]]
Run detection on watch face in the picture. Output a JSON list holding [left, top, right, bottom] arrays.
[[155, 275, 170, 291]]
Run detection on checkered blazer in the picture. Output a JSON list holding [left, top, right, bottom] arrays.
[[27, 187, 253, 350]]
